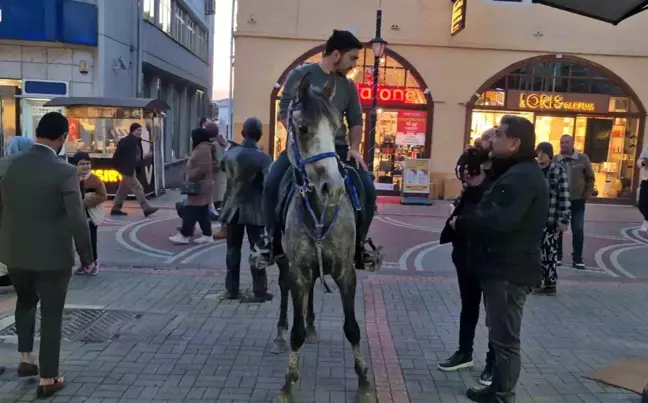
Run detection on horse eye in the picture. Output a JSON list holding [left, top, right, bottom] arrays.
[[298, 125, 308, 134]]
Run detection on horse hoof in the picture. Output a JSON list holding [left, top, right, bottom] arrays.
[[270, 338, 288, 354], [356, 385, 377, 403], [274, 389, 294, 403], [305, 328, 318, 344]]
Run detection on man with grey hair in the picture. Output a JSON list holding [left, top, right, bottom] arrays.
[[220, 117, 273, 302], [554, 134, 594, 269]]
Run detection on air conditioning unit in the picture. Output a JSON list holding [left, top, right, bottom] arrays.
[[205, 0, 215, 15], [482, 0, 532, 6]]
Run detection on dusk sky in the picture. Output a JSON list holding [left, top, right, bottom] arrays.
[[212, 0, 235, 100]]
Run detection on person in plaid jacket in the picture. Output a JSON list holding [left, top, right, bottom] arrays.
[[534, 142, 570, 295]]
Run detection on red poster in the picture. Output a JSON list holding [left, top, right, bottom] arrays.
[[67, 118, 80, 142], [396, 110, 426, 146]]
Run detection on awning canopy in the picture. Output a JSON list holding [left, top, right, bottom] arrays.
[[44, 97, 170, 111], [533, 0, 648, 25]]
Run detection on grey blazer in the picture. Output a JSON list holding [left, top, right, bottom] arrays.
[[220, 139, 271, 226], [0, 145, 93, 271]]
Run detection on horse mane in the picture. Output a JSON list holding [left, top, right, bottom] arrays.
[[299, 86, 340, 130]]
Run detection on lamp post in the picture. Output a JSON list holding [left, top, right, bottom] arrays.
[[367, 10, 388, 174]]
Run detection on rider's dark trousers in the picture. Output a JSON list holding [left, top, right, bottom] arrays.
[[262, 149, 376, 242]]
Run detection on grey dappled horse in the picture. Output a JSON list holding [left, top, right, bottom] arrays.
[[271, 74, 376, 403]]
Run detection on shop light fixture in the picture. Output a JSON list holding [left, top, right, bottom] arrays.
[[370, 36, 388, 59]]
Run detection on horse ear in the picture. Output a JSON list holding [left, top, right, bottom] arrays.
[[323, 75, 336, 100], [297, 73, 311, 101]]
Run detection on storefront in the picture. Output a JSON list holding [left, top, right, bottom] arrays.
[[269, 45, 433, 195], [467, 55, 646, 202]]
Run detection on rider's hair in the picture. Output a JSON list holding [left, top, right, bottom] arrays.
[[323, 30, 363, 56]]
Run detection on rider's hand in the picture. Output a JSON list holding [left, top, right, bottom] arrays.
[[347, 149, 368, 171]]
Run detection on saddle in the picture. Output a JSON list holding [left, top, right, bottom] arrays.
[[276, 162, 366, 235]]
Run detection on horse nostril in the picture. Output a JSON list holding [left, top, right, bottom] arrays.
[[321, 182, 330, 197]]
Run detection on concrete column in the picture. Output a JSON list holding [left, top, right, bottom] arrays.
[[164, 82, 175, 162], [178, 85, 189, 158]]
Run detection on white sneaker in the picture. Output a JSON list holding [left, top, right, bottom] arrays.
[[194, 235, 215, 244], [641, 221, 648, 232], [169, 234, 190, 245]]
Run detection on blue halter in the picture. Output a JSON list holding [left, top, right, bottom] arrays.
[[288, 104, 341, 242]]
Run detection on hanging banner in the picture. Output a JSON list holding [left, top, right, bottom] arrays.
[[396, 110, 426, 146], [402, 158, 430, 194]]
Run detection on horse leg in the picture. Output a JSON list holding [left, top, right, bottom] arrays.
[[305, 281, 318, 344], [271, 254, 290, 354], [275, 279, 308, 403], [336, 274, 376, 403]]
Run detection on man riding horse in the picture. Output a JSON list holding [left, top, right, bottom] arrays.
[[252, 29, 379, 271]]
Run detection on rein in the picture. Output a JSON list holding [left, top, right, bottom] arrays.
[[288, 104, 344, 294]]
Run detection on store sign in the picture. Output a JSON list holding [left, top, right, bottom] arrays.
[[402, 159, 431, 194], [93, 169, 122, 183], [506, 90, 610, 114], [451, 0, 467, 36], [396, 110, 426, 146], [356, 83, 425, 106]]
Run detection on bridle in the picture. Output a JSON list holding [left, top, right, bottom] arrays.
[[288, 102, 341, 243]]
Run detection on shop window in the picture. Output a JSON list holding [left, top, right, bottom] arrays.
[[569, 78, 590, 93], [475, 91, 505, 107]]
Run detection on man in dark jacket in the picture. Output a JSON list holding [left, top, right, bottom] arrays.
[[110, 123, 158, 217], [438, 128, 496, 387], [450, 116, 549, 403], [220, 118, 273, 303]]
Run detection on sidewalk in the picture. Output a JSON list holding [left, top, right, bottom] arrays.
[[0, 266, 643, 402]]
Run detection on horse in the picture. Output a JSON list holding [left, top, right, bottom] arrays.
[[271, 73, 376, 403]]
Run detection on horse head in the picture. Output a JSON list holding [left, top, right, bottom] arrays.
[[287, 73, 346, 206]]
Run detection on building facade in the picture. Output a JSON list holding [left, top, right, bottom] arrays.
[[0, 0, 214, 168], [232, 0, 648, 202]]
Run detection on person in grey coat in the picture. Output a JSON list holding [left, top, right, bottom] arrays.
[[220, 117, 273, 302], [0, 112, 94, 398]]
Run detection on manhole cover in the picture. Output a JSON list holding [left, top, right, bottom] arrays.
[[0, 308, 175, 343], [0, 308, 105, 339]]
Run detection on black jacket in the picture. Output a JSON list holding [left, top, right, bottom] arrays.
[[112, 134, 143, 176], [455, 159, 549, 286], [219, 139, 272, 226]]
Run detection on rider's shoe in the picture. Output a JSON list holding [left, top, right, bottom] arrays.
[[250, 233, 274, 269], [355, 238, 383, 272]]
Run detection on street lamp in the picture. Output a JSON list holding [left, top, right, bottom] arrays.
[[367, 9, 388, 175]]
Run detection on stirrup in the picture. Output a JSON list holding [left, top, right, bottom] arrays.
[[359, 238, 383, 272], [249, 241, 274, 270]]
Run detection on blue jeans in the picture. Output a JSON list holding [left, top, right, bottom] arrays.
[[262, 149, 377, 242], [558, 199, 586, 263]]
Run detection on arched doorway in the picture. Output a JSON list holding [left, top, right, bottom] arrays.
[[269, 45, 434, 195], [466, 54, 646, 202]]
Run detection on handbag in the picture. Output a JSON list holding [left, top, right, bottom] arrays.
[[180, 181, 201, 195], [85, 193, 106, 225]]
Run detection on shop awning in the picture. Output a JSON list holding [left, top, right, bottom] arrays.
[[533, 0, 648, 25], [44, 97, 171, 111]]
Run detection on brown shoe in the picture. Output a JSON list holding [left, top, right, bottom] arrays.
[[143, 207, 159, 217], [36, 378, 65, 399], [17, 362, 38, 377]]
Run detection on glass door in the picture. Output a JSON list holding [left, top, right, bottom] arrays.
[[534, 115, 576, 152]]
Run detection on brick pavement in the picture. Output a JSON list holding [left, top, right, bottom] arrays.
[[0, 267, 645, 402]]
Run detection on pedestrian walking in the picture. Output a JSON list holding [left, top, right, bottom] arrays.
[[205, 120, 228, 239], [438, 128, 496, 387], [72, 152, 107, 276], [169, 128, 214, 244], [110, 123, 158, 217], [637, 144, 648, 232], [450, 116, 549, 403], [0, 112, 94, 398], [220, 118, 273, 302], [534, 142, 570, 295], [0, 137, 36, 291], [554, 134, 595, 269]]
